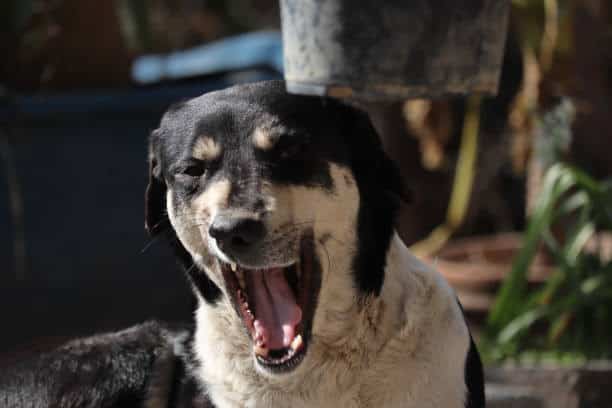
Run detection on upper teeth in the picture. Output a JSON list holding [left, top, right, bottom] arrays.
[[230, 262, 237, 272], [290, 334, 303, 351]]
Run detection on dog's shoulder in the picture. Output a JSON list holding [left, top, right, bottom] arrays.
[[378, 237, 485, 408], [0, 321, 215, 408]]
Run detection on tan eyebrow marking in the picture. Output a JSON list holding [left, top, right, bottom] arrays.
[[192, 136, 222, 161], [193, 179, 231, 213], [252, 127, 279, 151]]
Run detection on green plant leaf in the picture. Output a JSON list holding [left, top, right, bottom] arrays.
[[548, 311, 573, 344], [497, 308, 547, 344], [563, 215, 595, 266], [487, 164, 576, 331], [116, 0, 154, 52], [556, 191, 589, 216], [581, 275, 605, 295]]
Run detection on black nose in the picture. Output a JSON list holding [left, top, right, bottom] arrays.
[[209, 215, 266, 253]]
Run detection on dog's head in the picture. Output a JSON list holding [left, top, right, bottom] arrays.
[[146, 81, 402, 376]]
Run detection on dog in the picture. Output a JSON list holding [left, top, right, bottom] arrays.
[[1, 80, 484, 408]]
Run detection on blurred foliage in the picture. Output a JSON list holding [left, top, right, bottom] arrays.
[[0, 0, 35, 32], [483, 100, 612, 362], [479, 0, 612, 363], [114, 0, 279, 53], [410, 96, 482, 256], [3, 0, 612, 363], [1, 0, 279, 90]]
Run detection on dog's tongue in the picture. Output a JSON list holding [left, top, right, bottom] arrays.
[[248, 268, 302, 350]]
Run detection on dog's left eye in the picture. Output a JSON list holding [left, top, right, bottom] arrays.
[[181, 164, 205, 177]]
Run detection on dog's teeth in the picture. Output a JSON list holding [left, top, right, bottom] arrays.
[[230, 262, 237, 272], [254, 344, 269, 358], [290, 334, 303, 352], [237, 272, 245, 290]]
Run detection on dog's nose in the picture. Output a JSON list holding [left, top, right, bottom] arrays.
[[209, 215, 266, 252]]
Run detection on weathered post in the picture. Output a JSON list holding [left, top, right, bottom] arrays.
[[280, 0, 510, 100]]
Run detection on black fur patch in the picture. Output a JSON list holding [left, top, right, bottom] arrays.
[[339, 106, 403, 296], [169, 230, 222, 305], [464, 335, 485, 408], [0, 322, 200, 408]]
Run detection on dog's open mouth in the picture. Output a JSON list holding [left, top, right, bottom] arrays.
[[220, 233, 319, 374]]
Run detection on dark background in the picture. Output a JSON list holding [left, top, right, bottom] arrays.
[[1, 1, 281, 358], [1, 0, 611, 361]]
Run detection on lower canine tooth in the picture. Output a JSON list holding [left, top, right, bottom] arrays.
[[290, 334, 303, 351]]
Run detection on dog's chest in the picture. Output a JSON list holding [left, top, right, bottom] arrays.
[[195, 305, 469, 407], [194, 237, 470, 408], [206, 376, 399, 408], [201, 345, 466, 408]]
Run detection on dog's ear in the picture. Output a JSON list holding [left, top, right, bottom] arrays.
[[344, 106, 407, 204], [374, 145, 411, 205], [145, 130, 167, 235], [340, 105, 407, 296]]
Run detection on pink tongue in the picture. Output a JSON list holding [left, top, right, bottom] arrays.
[[248, 268, 302, 350]]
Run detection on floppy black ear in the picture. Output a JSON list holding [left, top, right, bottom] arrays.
[[345, 107, 406, 205], [341, 105, 405, 296], [145, 131, 167, 235]]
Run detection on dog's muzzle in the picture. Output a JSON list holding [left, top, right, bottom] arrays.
[[209, 214, 266, 257], [207, 213, 320, 374]]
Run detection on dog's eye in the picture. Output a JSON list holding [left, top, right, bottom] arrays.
[[276, 138, 307, 161], [181, 164, 205, 177], [279, 144, 301, 160]]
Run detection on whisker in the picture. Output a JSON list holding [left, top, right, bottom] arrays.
[[319, 240, 333, 276], [147, 217, 170, 233], [326, 236, 347, 247], [140, 234, 163, 254], [184, 262, 199, 275]]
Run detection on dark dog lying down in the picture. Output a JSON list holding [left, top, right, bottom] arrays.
[[1, 81, 484, 408]]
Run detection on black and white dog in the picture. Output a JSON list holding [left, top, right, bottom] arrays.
[[1, 81, 484, 407]]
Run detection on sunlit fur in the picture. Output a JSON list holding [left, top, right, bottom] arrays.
[[168, 163, 471, 408], [192, 136, 222, 161], [252, 127, 279, 151]]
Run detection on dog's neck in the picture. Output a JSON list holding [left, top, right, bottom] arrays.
[[191, 232, 469, 408]]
